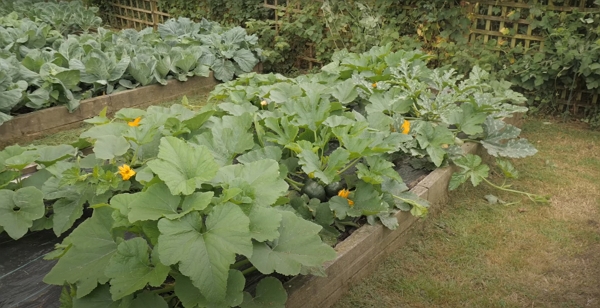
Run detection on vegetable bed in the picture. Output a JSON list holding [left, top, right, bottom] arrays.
[[0, 0, 263, 127], [283, 157, 466, 308], [0, 45, 537, 307]]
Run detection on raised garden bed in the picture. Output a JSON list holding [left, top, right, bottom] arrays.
[[0, 148, 457, 308], [0, 44, 537, 308], [283, 143, 477, 308], [284, 113, 524, 307]]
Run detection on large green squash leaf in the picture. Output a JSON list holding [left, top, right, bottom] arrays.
[[130, 292, 168, 308], [126, 183, 178, 222], [127, 183, 213, 222], [213, 159, 288, 207], [0, 187, 45, 240], [329, 181, 388, 219], [449, 154, 490, 190], [269, 83, 303, 104], [480, 117, 537, 158], [248, 206, 283, 242], [71, 284, 130, 308], [240, 277, 287, 308], [34, 144, 76, 166], [264, 117, 299, 146], [249, 210, 337, 276], [174, 270, 245, 308], [105, 238, 170, 300], [352, 181, 388, 216], [281, 96, 331, 132], [331, 79, 358, 105], [192, 114, 255, 166], [293, 142, 350, 185], [52, 193, 88, 236], [355, 156, 402, 185], [415, 122, 455, 167], [236, 146, 282, 164], [93, 135, 131, 160], [147, 136, 219, 195], [447, 103, 487, 135], [157, 204, 252, 302], [44, 207, 118, 298]]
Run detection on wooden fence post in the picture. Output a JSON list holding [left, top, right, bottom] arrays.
[[150, 0, 158, 30]]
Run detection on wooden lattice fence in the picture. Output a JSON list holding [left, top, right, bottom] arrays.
[[103, 0, 600, 115], [467, 0, 599, 115], [468, 0, 597, 51], [108, 0, 170, 30], [262, 0, 323, 69]]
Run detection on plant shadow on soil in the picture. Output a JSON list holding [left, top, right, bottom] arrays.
[[333, 118, 600, 308]]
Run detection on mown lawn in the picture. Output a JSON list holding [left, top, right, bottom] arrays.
[[334, 119, 600, 308]]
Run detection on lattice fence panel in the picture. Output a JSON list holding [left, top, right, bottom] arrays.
[[108, 0, 170, 30], [468, 0, 599, 116], [262, 0, 323, 70], [555, 88, 600, 116], [468, 0, 597, 51]]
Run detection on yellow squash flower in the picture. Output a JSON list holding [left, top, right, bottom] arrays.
[[128, 117, 141, 127], [337, 189, 354, 207], [372, 83, 377, 88], [401, 120, 411, 134], [118, 164, 136, 181], [260, 100, 268, 106]]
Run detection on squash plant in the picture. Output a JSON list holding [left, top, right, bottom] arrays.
[[0, 103, 337, 306], [211, 44, 548, 203], [0, 46, 546, 306]]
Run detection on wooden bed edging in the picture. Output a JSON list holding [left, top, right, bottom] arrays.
[[284, 113, 525, 307], [0, 74, 219, 148], [284, 143, 479, 308]]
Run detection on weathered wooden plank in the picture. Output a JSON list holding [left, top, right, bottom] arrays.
[[470, 28, 544, 41], [471, 13, 532, 24]]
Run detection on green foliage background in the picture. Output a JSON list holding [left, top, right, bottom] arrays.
[[81, 0, 600, 124]]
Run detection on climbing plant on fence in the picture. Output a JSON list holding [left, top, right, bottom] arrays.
[[247, 0, 600, 126]]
